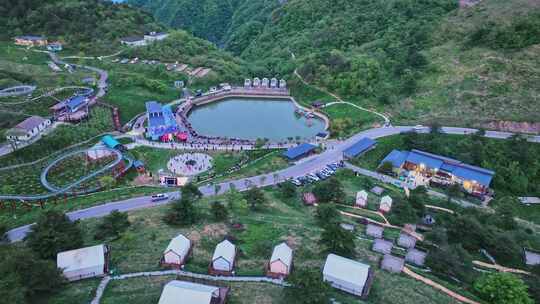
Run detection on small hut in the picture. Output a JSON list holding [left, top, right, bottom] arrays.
[[267, 242, 293, 278], [356, 190, 368, 208], [253, 77, 261, 87], [379, 196, 393, 213], [524, 249, 540, 266], [279, 79, 287, 89], [372, 238, 393, 255], [158, 280, 229, 304], [397, 232, 417, 249], [302, 192, 317, 206], [405, 248, 427, 266], [161, 234, 192, 268], [57, 244, 110, 281], [365, 224, 384, 239], [210, 240, 236, 276], [261, 77, 269, 87], [322, 254, 374, 298], [244, 79, 252, 88], [381, 254, 405, 273], [270, 78, 278, 88]]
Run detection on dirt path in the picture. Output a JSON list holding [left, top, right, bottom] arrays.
[[425, 205, 455, 214], [472, 261, 531, 275], [403, 267, 481, 304], [289, 51, 391, 125]]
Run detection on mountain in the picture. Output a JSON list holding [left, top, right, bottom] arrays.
[[127, 0, 280, 47], [0, 0, 162, 51]]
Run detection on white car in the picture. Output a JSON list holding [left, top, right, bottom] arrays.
[[151, 193, 169, 202]]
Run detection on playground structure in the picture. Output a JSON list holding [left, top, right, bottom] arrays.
[[0, 85, 37, 97], [0, 136, 139, 203]]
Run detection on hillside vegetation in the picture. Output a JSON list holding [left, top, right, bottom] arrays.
[[0, 0, 162, 52], [134, 0, 540, 127]]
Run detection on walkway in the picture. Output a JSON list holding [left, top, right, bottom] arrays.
[[403, 267, 481, 304], [91, 269, 287, 304], [290, 51, 390, 125]]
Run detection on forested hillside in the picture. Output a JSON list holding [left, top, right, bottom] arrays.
[[128, 0, 280, 48], [0, 0, 162, 51]]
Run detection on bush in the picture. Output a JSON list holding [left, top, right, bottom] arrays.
[[94, 210, 131, 240]]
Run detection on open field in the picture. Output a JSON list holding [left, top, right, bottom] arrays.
[[42, 170, 470, 304]]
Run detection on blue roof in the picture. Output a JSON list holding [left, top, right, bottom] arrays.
[[146, 101, 163, 113], [102, 135, 120, 149], [343, 138, 376, 158], [66, 95, 86, 111], [380, 150, 409, 168], [133, 160, 145, 168], [406, 150, 444, 170], [452, 165, 494, 187], [440, 163, 457, 172], [283, 143, 317, 159]]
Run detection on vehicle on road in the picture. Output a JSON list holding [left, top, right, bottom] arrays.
[[151, 193, 169, 202]]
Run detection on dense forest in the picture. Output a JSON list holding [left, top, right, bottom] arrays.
[[0, 0, 162, 50]]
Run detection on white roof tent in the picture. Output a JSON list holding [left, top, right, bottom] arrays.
[[211, 240, 236, 275], [356, 190, 368, 207], [158, 280, 226, 304], [162, 234, 192, 268], [268, 242, 293, 278], [57, 244, 110, 281], [323, 254, 374, 298]]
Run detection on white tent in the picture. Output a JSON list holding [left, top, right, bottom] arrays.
[[57, 244, 108, 281], [212, 240, 236, 272], [323, 254, 371, 297], [269, 243, 293, 276], [162, 234, 191, 266], [356, 190, 368, 207], [379, 196, 393, 213], [158, 280, 220, 304]]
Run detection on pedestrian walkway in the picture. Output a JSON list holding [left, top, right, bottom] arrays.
[[91, 269, 287, 304]]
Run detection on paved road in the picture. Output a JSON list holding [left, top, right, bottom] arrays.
[[6, 125, 540, 242]]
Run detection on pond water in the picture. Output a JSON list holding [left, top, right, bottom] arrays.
[[187, 98, 326, 141]]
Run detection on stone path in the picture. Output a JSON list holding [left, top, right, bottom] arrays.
[[91, 269, 287, 304]]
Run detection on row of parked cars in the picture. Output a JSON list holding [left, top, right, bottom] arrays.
[[289, 161, 344, 186]]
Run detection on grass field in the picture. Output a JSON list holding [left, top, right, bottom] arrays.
[[42, 170, 469, 304]]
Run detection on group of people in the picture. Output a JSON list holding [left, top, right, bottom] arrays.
[[167, 153, 213, 176]]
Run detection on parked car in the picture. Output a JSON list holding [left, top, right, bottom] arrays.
[[290, 179, 302, 186], [151, 193, 169, 202], [195, 90, 203, 97]]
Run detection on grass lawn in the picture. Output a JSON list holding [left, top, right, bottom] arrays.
[[42, 176, 465, 304]]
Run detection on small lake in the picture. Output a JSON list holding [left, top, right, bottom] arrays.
[[187, 98, 326, 141]]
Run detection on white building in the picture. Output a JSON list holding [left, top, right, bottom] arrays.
[[162, 234, 192, 267], [253, 77, 261, 87], [323, 254, 373, 298], [244, 78, 252, 88], [144, 32, 169, 42], [158, 280, 225, 304], [56, 244, 110, 281], [279, 79, 287, 89], [211, 240, 236, 274], [379, 195, 393, 213], [120, 36, 146, 47], [270, 77, 278, 88], [261, 77, 269, 87], [5, 116, 51, 144], [268, 242, 293, 278], [355, 190, 368, 207]]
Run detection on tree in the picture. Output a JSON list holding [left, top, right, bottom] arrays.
[[94, 210, 131, 240], [279, 181, 297, 199], [243, 187, 266, 210], [181, 183, 203, 201], [163, 197, 197, 226], [378, 161, 394, 175], [211, 201, 229, 221], [0, 224, 7, 243], [0, 246, 66, 302], [474, 273, 533, 304], [312, 177, 344, 203], [25, 211, 83, 260], [315, 203, 339, 227], [446, 184, 462, 202], [425, 244, 476, 284], [320, 223, 356, 257], [284, 268, 331, 304], [99, 175, 116, 190]]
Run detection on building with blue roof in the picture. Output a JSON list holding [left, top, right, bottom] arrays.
[[379, 149, 495, 196], [145, 101, 179, 141], [343, 138, 376, 159], [283, 143, 317, 160]]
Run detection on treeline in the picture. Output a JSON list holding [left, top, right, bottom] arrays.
[[124, 31, 256, 83], [0, 0, 162, 50], [466, 12, 540, 50], [238, 0, 457, 102]]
